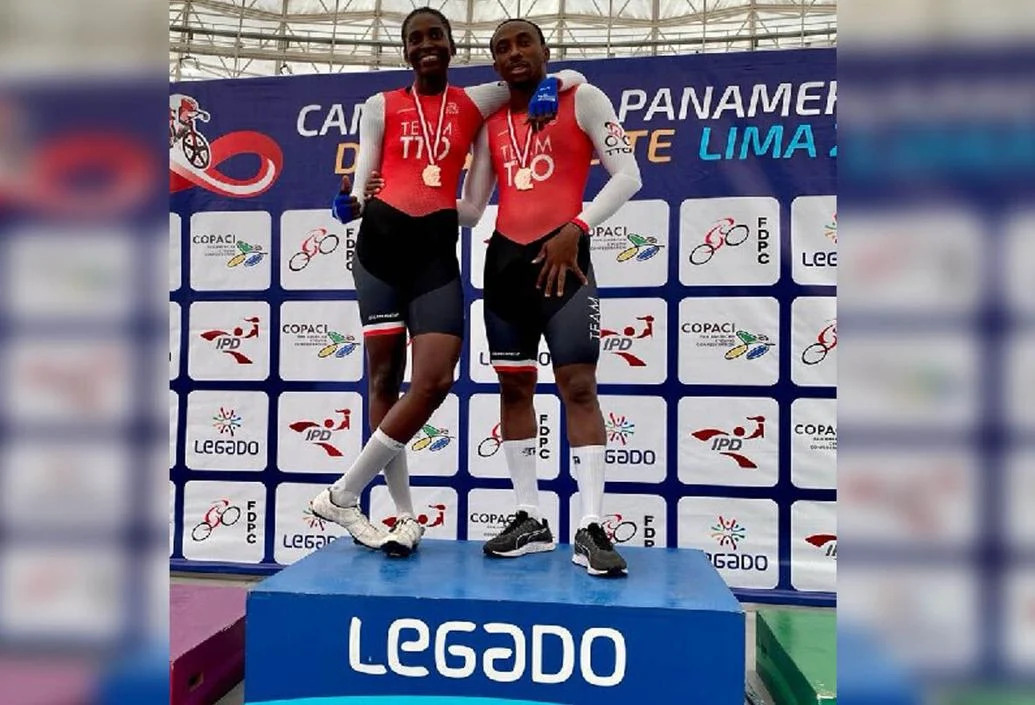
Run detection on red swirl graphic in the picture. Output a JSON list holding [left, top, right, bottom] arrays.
[[170, 130, 282, 198]]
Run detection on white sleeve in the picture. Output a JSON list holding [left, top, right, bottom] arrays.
[[464, 69, 588, 118], [573, 83, 642, 230], [350, 93, 385, 214], [457, 126, 496, 228]]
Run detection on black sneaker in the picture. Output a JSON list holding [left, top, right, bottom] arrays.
[[573, 523, 628, 576], [483, 510, 556, 557]]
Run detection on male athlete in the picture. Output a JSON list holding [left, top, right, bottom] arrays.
[[460, 20, 642, 576]]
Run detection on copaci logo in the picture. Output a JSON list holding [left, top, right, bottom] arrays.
[[680, 321, 775, 360], [283, 505, 340, 551], [806, 533, 837, 559], [600, 315, 654, 366], [589, 223, 664, 263], [282, 321, 360, 359], [191, 498, 259, 544], [288, 226, 356, 272], [382, 504, 446, 530], [348, 616, 626, 686], [191, 232, 267, 269], [691, 415, 765, 469], [410, 424, 454, 453], [227, 240, 267, 268], [794, 420, 836, 452], [169, 93, 283, 198], [707, 516, 769, 571], [200, 316, 260, 364], [601, 513, 657, 547], [801, 319, 836, 366], [689, 216, 771, 266], [725, 330, 774, 360], [289, 408, 351, 457]]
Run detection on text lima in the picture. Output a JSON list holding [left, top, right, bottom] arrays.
[[699, 124, 834, 161]]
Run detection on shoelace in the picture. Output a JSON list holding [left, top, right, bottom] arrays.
[[587, 523, 615, 551], [499, 511, 531, 537]]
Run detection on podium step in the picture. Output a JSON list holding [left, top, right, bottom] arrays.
[[756, 609, 836, 705], [171, 584, 247, 705], [245, 539, 744, 705]]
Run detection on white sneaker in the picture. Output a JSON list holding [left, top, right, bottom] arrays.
[[381, 515, 424, 557], [310, 489, 386, 550]]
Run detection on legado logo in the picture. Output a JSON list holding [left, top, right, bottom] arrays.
[[191, 499, 259, 543], [196, 409, 261, 456], [603, 413, 656, 466], [806, 533, 837, 559], [382, 504, 446, 529], [602, 513, 657, 546], [348, 617, 626, 686], [288, 226, 356, 272], [689, 216, 771, 266], [478, 414, 552, 459], [801, 319, 836, 366], [410, 424, 454, 453], [200, 316, 260, 363], [283, 506, 340, 550], [289, 408, 351, 456], [605, 413, 635, 446], [707, 516, 769, 572], [691, 415, 765, 469], [802, 212, 837, 268], [600, 315, 654, 366]]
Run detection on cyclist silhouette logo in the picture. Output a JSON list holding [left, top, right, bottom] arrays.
[[802, 319, 836, 365], [169, 94, 211, 169], [289, 227, 342, 272], [191, 499, 240, 542], [168, 93, 283, 198], [382, 504, 446, 529], [601, 513, 638, 544], [478, 423, 503, 457], [690, 217, 750, 265]]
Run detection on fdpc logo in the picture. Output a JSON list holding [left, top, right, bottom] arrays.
[[806, 533, 837, 559], [600, 315, 654, 366], [289, 408, 351, 457], [200, 316, 260, 364], [707, 516, 769, 572], [689, 216, 772, 266], [602, 513, 657, 547], [801, 319, 836, 366], [288, 226, 356, 272], [478, 413, 553, 459], [691, 415, 766, 469], [191, 498, 259, 544]]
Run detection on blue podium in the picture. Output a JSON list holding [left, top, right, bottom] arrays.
[[245, 540, 745, 705]]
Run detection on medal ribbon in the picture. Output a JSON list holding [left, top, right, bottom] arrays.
[[412, 83, 449, 167], [506, 110, 534, 171]]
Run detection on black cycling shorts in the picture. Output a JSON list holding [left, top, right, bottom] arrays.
[[353, 198, 463, 339], [483, 227, 600, 373]]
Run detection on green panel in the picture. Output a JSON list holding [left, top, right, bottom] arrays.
[[756, 609, 836, 705]]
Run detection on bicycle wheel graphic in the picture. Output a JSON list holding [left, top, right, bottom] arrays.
[[477, 437, 501, 457], [801, 342, 829, 365], [318, 233, 340, 255], [182, 130, 211, 169], [689, 243, 716, 265], [220, 505, 241, 526], [288, 251, 312, 272], [612, 522, 637, 543], [191, 521, 213, 542], [724, 223, 750, 246]]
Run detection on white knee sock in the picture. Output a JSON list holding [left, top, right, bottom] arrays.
[[503, 439, 541, 520], [572, 445, 606, 529], [382, 451, 415, 518], [329, 428, 404, 507]]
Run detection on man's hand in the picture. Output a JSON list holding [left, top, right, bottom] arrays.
[[330, 175, 361, 223], [533, 222, 588, 298], [526, 76, 559, 133], [364, 170, 385, 200]]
